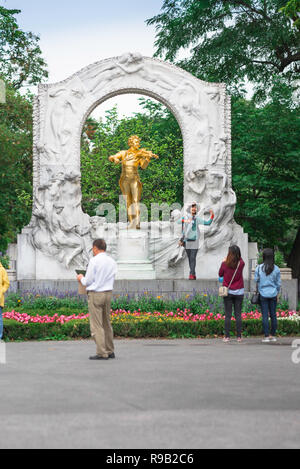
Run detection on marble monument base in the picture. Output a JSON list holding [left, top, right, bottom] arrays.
[[16, 222, 257, 282], [116, 227, 156, 280]]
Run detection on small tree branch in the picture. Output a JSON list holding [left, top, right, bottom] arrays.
[[231, 0, 272, 22]]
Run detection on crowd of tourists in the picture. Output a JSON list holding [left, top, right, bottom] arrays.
[[180, 202, 281, 344]]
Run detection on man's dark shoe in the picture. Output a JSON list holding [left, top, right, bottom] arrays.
[[108, 353, 115, 359], [89, 355, 109, 360]]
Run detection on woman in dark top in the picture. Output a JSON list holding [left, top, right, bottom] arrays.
[[218, 245, 245, 342]]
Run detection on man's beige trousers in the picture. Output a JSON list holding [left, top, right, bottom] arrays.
[[87, 291, 114, 357]]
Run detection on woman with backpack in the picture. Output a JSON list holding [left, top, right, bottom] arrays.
[[254, 248, 281, 343], [219, 245, 245, 343]]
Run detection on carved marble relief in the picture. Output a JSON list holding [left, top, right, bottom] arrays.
[[25, 53, 234, 274], [30, 170, 91, 268], [39, 76, 87, 166]]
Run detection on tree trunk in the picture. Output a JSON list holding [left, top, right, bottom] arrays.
[[288, 226, 300, 280]]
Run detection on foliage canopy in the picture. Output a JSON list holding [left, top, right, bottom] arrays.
[[232, 80, 300, 254], [147, 0, 300, 98], [0, 6, 48, 89], [81, 99, 184, 218], [0, 86, 33, 252]]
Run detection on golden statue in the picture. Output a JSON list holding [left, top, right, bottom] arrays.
[[109, 135, 159, 229]]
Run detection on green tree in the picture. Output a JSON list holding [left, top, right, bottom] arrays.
[[147, 0, 300, 97], [0, 6, 47, 252], [0, 86, 33, 252], [232, 80, 300, 255], [81, 100, 183, 218], [0, 6, 48, 89], [280, 0, 300, 31]]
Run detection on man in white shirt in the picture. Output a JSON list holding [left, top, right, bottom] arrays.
[[77, 239, 117, 360]]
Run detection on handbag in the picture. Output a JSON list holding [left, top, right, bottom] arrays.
[[219, 261, 240, 297], [251, 266, 260, 305], [250, 291, 260, 305], [179, 217, 186, 248]]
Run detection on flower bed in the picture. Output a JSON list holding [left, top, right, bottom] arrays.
[[2, 309, 300, 341], [3, 311, 90, 324], [5, 290, 293, 317]]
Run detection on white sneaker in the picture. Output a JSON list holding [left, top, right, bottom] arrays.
[[262, 337, 270, 343], [270, 337, 277, 342]]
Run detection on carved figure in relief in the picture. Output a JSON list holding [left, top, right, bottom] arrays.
[[44, 80, 86, 163], [148, 212, 186, 274], [176, 82, 208, 125], [206, 183, 236, 249], [212, 134, 227, 164], [31, 189, 57, 256], [174, 81, 213, 163], [206, 172, 227, 202], [30, 171, 91, 268], [35, 142, 59, 162], [185, 169, 207, 196], [117, 53, 176, 91], [203, 187, 237, 251], [90, 216, 106, 239], [186, 169, 228, 201], [49, 205, 89, 268], [205, 87, 221, 103], [85, 53, 177, 93], [86, 62, 125, 92], [61, 171, 90, 232]]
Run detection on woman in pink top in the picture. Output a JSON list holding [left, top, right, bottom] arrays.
[[219, 245, 245, 342]]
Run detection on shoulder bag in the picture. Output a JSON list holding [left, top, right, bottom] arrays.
[[251, 266, 261, 305], [219, 261, 240, 297]]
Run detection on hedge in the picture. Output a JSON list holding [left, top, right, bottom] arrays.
[[3, 317, 300, 341]]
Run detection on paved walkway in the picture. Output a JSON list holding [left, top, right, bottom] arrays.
[[0, 337, 299, 449]]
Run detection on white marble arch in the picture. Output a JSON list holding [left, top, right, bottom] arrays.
[[32, 52, 231, 199], [18, 52, 252, 281]]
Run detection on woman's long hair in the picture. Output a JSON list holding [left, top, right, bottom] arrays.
[[225, 245, 241, 269], [262, 248, 275, 275]]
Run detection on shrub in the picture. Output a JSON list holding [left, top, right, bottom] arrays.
[[0, 253, 10, 269], [2, 311, 300, 341], [257, 250, 286, 268], [4, 290, 291, 316]]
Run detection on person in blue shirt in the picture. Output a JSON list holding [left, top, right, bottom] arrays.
[[179, 203, 214, 279], [254, 248, 281, 343]]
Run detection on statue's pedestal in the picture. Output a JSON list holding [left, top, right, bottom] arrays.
[[15, 222, 258, 282], [116, 228, 156, 280]]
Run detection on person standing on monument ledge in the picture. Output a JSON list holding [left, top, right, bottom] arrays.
[[179, 203, 214, 280], [77, 239, 117, 360]]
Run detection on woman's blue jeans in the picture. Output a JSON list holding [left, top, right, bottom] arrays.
[[0, 306, 3, 339], [260, 296, 277, 337]]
